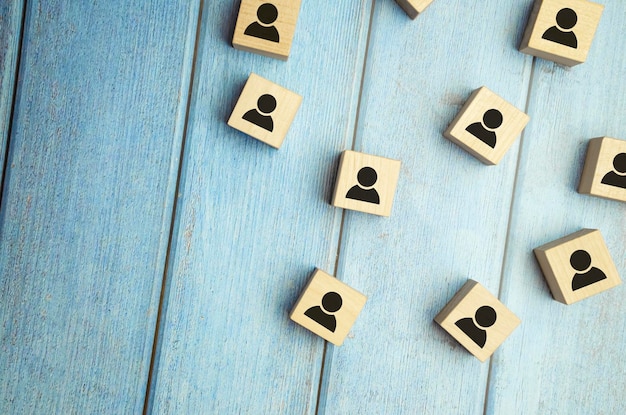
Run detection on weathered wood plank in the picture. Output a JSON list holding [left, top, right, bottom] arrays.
[[320, 0, 533, 413], [148, 1, 373, 413], [0, 0, 24, 188], [0, 1, 199, 413], [488, 1, 626, 413]]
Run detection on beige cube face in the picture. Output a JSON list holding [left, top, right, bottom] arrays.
[[534, 229, 621, 305], [228, 73, 302, 149], [444, 87, 529, 165], [232, 0, 302, 60], [290, 269, 367, 346], [579, 137, 626, 203], [395, 0, 434, 19], [434, 280, 521, 362], [331, 151, 402, 217], [520, 0, 604, 66]]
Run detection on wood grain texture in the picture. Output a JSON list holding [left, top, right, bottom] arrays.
[[488, 1, 626, 413], [320, 0, 533, 413], [0, 1, 199, 413], [148, 1, 372, 413], [0, 0, 24, 189]]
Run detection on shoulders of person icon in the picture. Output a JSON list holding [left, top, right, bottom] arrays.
[[601, 153, 626, 189], [455, 305, 497, 348], [541, 8, 578, 49], [244, 3, 280, 43], [570, 249, 607, 291], [346, 166, 380, 204], [466, 122, 497, 148]]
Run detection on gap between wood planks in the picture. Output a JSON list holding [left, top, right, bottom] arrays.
[[0, 0, 28, 212], [142, 1, 204, 414], [314, 0, 377, 414], [482, 57, 537, 415]]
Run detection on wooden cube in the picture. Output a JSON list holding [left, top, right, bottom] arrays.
[[579, 137, 626, 203], [232, 0, 302, 60], [444, 87, 529, 165], [395, 0, 434, 19], [534, 229, 621, 305], [331, 150, 401, 217], [520, 0, 604, 66], [228, 73, 302, 149], [434, 280, 520, 362], [290, 269, 367, 346]]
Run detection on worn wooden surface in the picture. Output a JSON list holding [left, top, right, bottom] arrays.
[[1, 0, 625, 414], [0, 1, 200, 413]]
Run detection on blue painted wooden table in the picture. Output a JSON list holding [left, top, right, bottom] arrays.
[[1, 1, 625, 413]]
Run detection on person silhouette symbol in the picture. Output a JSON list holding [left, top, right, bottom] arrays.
[[465, 108, 503, 148], [242, 94, 276, 132], [346, 167, 380, 204], [244, 3, 280, 43], [570, 249, 607, 291], [304, 291, 342, 332], [600, 153, 626, 189], [455, 305, 497, 348], [542, 8, 578, 49]]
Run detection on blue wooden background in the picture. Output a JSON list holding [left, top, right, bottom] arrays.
[[1, 1, 625, 414]]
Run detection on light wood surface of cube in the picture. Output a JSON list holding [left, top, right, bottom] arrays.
[[290, 269, 367, 346], [232, 0, 302, 60], [331, 150, 402, 217], [434, 280, 521, 362], [395, 0, 434, 19], [534, 229, 621, 305], [579, 137, 626, 203], [444, 87, 529, 165], [520, 0, 604, 66], [228, 73, 302, 148]]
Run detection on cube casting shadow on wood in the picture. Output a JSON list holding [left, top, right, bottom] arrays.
[[534, 229, 621, 305], [395, 0, 434, 19], [519, 0, 604, 66], [579, 137, 626, 203], [332, 150, 402, 217], [232, 0, 302, 60], [435, 280, 521, 362], [290, 269, 367, 346], [228, 73, 302, 149], [444, 87, 529, 165]]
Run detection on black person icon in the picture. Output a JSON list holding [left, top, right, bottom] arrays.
[[455, 305, 497, 348], [345, 167, 380, 204], [242, 94, 276, 132], [304, 291, 342, 332], [542, 8, 578, 49], [570, 249, 607, 291], [601, 153, 626, 189], [465, 109, 503, 148], [244, 3, 280, 43]]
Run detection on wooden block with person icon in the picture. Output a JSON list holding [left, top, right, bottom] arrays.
[[444, 87, 530, 165], [331, 150, 402, 217], [395, 0, 434, 19], [534, 229, 621, 305], [232, 0, 302, 60], [520, 0, 604, 66], [579, 137, 626, 203], [434, 280, 521, 362], [290, 269, 367, 346], [228, 73, 302, 149]]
